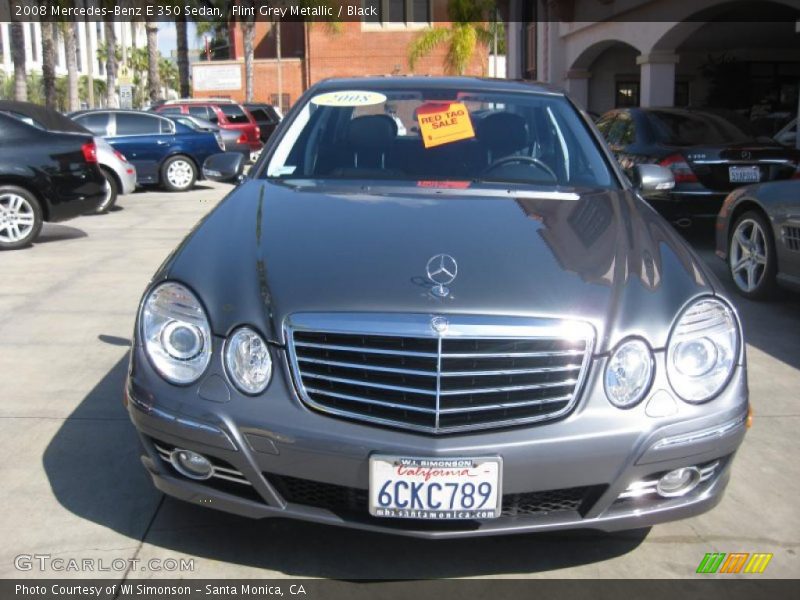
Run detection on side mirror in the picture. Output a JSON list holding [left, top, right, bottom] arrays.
[[633, 164, 674, 198], [203, 152, 245, 183]]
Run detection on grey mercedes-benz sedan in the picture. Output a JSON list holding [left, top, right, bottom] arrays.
[[125, 77, 749, 538]]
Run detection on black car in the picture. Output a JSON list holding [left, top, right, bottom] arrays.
[[0, 112, 105, 250], [243, 102, 282, 143], [597, 108, 800, 225], [716, 180, 800, 298]]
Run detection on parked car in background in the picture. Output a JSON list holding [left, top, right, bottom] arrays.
[[597, 108, 800, 226], [0, 113, 105, 249], [716, 180, 800, 298], [0, 100, 135, 213], [165, 114, 252, 162], [154, 99, 263, 158], [243, 102, 282, 144], [71, 110, 223, 192]]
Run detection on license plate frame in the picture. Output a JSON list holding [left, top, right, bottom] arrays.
[[368, 455, 503, 520], [729, 165, 760, 183]]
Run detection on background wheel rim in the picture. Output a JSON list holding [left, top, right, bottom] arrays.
[[730, 218, 768, 292], [166, 160, 193, 189], [98, 178, 114, 211], [0, 193, 36, 243]]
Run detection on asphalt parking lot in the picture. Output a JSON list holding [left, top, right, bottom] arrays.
[[1, 182, 798, 580]]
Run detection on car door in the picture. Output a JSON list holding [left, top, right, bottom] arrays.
[[107, 113, 172, 183]]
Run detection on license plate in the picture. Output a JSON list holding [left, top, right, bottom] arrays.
[[729, 166, 760, 183], [369, 456, 502, 519]]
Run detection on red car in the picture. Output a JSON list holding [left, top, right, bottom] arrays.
[[156, 100, 263, 153]]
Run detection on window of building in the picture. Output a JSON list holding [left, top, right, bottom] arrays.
[[674, 81, 690, 107], [363, 0, 431, 27], [615, 82, 639, 108], [269, 94, 291, 110]]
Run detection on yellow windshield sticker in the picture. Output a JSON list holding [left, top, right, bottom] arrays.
[[311, 91, 387, 107], [417, 102, 475, 149]]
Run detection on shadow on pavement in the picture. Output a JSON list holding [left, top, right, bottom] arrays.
[[36, 224, 87, 244], [43, 355, 648, 578]]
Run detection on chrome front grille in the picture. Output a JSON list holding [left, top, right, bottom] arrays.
[[286, 313, 595, 434]]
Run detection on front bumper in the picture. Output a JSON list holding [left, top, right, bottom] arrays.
[[126, 344, 747, 539]]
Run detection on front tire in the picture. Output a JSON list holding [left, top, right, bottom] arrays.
[[728, 210, 776, 299], [161, 155, 197, 192], [0, 185, 43, 250], [94, 168, 119, 214]]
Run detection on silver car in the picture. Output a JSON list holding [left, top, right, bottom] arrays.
[[127, 77, 748, 538], [94, 136, 137, 213]]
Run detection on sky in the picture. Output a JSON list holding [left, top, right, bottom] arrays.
[[157, 21, 202, 56]]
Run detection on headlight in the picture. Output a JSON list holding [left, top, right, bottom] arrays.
[[604, 338, 654, 408], [141, 282, 212, 384], [667, 298, 739, 403], [224, 327, 272, 394]]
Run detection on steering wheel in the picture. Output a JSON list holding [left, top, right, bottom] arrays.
[[481, 156, 558, 183]]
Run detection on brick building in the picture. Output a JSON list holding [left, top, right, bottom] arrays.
[[191, 1, 490, 109]]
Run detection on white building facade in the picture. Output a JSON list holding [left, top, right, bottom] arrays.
[[0, 21, 147, 81], [506, 0, 800, 118]]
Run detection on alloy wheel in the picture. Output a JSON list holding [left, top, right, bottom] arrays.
[[0, 192, 36, 244], [729, 218, 768, 293]]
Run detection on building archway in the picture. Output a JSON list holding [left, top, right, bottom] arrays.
[[566, 41, 640, 114]]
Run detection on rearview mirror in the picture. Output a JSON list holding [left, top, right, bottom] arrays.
[[203, 152, 245, 183], [633, 164, 674, 198]]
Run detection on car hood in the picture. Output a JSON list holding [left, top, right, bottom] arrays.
[[163, 180, 716, 352]]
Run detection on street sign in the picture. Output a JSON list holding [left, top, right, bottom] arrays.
[[119, 84, 133, 109]]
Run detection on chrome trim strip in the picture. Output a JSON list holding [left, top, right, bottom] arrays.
[[442, 349, 584, 358], [284, 313, 596, 434], [692, 159, 792, 165], [651, 414, 747, 450], [153, 444, 252, 486]]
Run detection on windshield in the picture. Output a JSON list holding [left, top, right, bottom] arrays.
[[648, 111, 758, 146], [263, 88, 616, 188]]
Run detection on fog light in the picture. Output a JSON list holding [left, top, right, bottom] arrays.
[[170, 448, 213, 480], [656, 466, 701, 497]]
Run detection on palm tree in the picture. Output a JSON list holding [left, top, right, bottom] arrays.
[[9, 22, 26, 101], [176, 15, 190, 97], [63, 22, 80, 110], [83, 11, 94, 108], [408, 0, 494, 75], [40, 19, 57, 109], [103, 20, 118, 107], [243, 2, 256, 102], [144, 18, 161, 104], [158, 57, 178, 97]]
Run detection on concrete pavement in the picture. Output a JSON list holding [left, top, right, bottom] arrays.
[[1, 183, 798, 580]]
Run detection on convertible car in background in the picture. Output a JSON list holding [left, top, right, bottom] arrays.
[[716, 179, 800, 299], [126, 77, 748, 538]]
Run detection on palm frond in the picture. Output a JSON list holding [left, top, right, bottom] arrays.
[[446, 24, 477, 75], [408, 27, 452, 71]]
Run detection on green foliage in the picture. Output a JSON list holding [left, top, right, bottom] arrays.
[[407, 0, 496, 75]]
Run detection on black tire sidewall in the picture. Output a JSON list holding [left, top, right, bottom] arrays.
[[161, 156, 197, 192], [0, 185, 43, 250], [728, 210, 777, 299]]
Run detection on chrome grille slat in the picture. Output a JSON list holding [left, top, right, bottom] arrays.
[[298, 356, 437, 377], [287, 313, 595, 434], [306, 387, 437, 414]]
